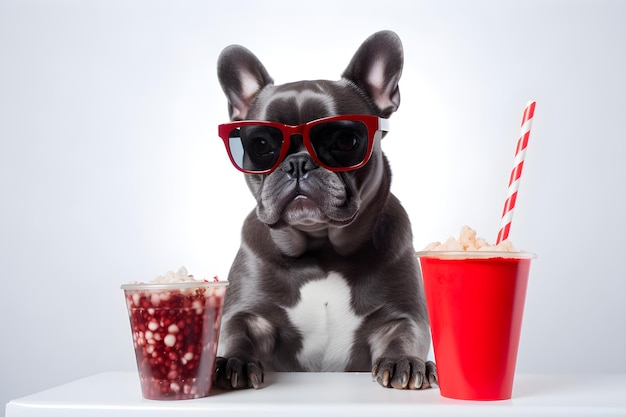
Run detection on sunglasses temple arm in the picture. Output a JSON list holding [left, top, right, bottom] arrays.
[[378, 117, 390, 133]]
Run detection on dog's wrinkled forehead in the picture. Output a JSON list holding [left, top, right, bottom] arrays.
[[249, 80, 373, 125]]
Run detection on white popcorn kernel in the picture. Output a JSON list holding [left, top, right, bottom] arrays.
[[424, 241, 442, 251], [475, 238, 489, 249], [443, 236, 463, 251], [458, 225, 476, 249], [497, 240, 516, 251], [176, 266, 189, 279]]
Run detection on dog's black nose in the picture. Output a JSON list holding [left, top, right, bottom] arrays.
[[280, 152, 318, 179]]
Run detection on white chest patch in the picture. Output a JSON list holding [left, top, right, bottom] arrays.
[[286, 272, 363, 371]]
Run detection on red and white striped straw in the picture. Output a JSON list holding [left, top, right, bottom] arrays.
[[496, 101, 536, 244]]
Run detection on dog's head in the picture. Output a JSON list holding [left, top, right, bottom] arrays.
[[217, 31, 403, 255]]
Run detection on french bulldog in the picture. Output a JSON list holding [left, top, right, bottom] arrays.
[[214, 30, 437, 390]]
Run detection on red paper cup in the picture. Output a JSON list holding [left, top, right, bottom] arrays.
[[416, 251, 535, 400], [121, 281, 228, 400]]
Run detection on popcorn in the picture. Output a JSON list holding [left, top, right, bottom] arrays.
[[424, 225, 518, 252], [151, 266, 196, 284], [128, 266, 218, 285]]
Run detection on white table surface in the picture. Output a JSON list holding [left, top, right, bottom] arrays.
[[5, 371, 626, 417]]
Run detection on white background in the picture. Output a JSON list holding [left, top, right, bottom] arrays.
[[1, 0, 625, 413]]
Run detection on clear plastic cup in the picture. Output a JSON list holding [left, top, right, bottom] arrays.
[[121, 281, 228, 400], [416, 251, 535, 400]]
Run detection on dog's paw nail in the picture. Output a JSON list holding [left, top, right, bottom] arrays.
[[391, 372, 409, 389], [401, 372, 409, 387], [412, 374, 424, 390], [249, 373, 259, 389], [382, 369, 391, 387]]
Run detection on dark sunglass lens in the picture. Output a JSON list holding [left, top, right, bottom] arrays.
[[227, 125, 283, 172], [309, 120, 369, 168]]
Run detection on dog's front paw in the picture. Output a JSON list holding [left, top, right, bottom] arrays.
[[214, 356, 264, 389], [372, 356, 438, 390]]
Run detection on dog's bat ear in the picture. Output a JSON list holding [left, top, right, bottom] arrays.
[[342, 30, 403, 118], [217, 45, 274, 120]]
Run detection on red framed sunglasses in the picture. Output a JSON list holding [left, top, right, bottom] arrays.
[[217, 114, 389, 174]]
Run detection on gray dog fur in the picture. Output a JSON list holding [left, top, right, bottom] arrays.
[[214, 30, 437, 390]]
